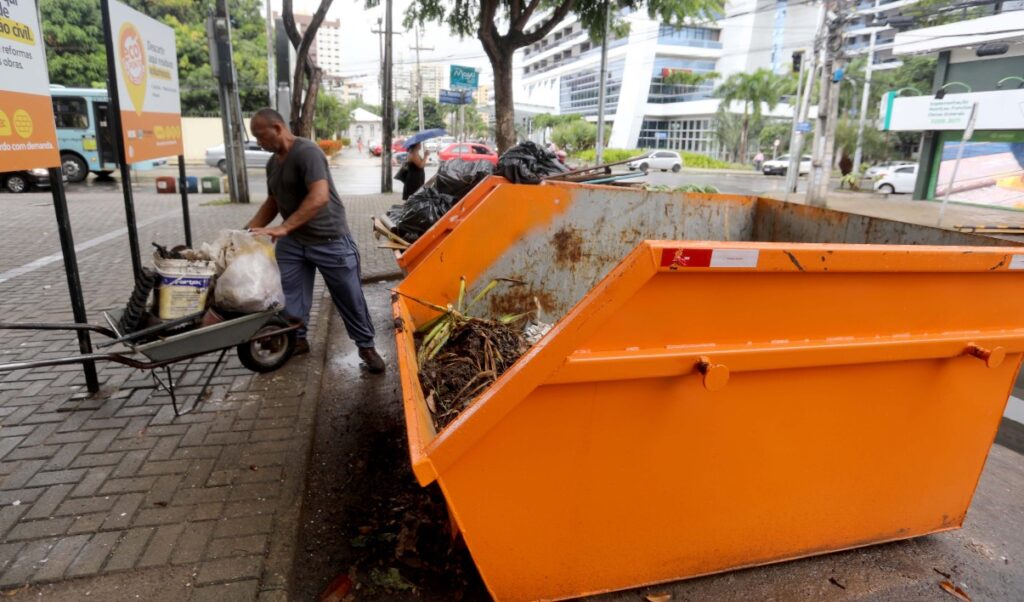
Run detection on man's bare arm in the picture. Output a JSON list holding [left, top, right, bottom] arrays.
[[249, 181, 329, 240], [246, 196, 280, 229]]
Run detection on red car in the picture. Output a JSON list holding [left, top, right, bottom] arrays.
[[437, 143, 498, 165], [369, 143, 383, 157]]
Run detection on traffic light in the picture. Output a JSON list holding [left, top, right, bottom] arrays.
[[792, 50, 803, 74]]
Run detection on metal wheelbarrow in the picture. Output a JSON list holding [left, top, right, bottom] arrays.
[[0, 307, 300, 416]]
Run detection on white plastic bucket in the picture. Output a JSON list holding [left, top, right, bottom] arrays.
[[153, 256, 216, 320]]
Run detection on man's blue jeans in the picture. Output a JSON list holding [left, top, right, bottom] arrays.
[[275, 234, 375, 348]]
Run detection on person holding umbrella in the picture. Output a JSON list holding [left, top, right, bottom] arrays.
[[402, 142, 428, 200], [398, 128, 446, 200]]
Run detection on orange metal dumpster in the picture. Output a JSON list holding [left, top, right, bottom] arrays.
[[393, 183, 1024, 601]]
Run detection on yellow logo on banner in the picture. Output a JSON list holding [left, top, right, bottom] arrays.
[[0, 110, 10, 136], [118, 22, 147, 115], [12, 110, 32, 138]]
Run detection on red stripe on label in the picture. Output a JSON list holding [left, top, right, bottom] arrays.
[[660, 248, 712, 268]]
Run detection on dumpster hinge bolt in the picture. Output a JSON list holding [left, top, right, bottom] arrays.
[[966, 344, 1006, 369], [697, 356, 730, 391]]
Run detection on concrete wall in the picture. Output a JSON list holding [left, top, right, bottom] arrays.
[[181, 118, 253, 162]]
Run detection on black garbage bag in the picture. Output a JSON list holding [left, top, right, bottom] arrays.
[[495, 141, 569, 184], [386, 187, 457, 242], [434, 159, 494, 200]]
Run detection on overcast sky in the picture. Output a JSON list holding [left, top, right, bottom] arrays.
[[270, 0, 495, 103]]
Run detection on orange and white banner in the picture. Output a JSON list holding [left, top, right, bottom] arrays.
[[108, 0, 183, 163], [0, 0, 60, 171]]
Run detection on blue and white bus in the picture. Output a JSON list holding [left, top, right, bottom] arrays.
[[49, 86, 117, 182], [49, 86, 165, 183]]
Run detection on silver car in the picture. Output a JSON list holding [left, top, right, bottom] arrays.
[[204, 141, 274, 173]]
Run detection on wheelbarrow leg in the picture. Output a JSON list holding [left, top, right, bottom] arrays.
[[151, 366, 181, 416]]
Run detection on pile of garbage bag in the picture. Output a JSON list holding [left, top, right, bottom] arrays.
[[495, 141, 568, 184], [434, 159, 494, 198], [387, 158, 494, 242], [386, 188, 458, 242]]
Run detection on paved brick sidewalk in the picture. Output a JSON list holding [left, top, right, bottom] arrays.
[[0, 183, 401, 599]]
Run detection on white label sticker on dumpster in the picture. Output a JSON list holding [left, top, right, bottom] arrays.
[[1010, 255, 1024, 270], [709, 249, 760, 268]]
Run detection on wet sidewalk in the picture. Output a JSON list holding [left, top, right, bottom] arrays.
[[0, 187, 400, 600]]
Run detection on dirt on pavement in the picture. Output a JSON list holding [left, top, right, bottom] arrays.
[[290, 282, 487, 601]]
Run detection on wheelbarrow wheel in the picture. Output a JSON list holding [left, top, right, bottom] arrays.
[[236, 316, 296, 373]]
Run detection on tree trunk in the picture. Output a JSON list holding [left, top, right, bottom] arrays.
[[489, 48, 516, 154]]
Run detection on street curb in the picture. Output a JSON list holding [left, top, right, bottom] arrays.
[[257, 286, 333, 601]]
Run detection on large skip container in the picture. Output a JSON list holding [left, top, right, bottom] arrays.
[[393, 182, 1024, 601]]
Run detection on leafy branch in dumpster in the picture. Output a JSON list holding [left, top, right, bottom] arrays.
[[397, 277, 542, 431]]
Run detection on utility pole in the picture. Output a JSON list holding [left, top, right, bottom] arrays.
[[373, 18, 383, 105], [595, 0, 611, 164], [806, 0, 848, 206], [786, 1, 826, 194], [411, 25, 434, 131], [208, 0, 251, 203], [381, 0, 394, 193], [852, 0, 881, 175], [265, 0, 275, 106]]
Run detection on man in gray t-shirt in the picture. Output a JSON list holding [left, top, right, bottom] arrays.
[[246, 108, 384, 373]]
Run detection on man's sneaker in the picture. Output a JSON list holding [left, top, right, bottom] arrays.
[[293, 339, 311, 356], [358, 347, 386, 374]]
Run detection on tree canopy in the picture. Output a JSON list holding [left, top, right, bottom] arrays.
[[715, 68, 792, 162]]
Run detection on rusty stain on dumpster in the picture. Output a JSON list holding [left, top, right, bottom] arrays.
[[552, 226, 584, 266]]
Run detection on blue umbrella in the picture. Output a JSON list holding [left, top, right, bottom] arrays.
[[402, 128, 447, 150]]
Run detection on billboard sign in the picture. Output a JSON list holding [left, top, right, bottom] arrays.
[[883, 89, 1024, 132], [450, 64, 479, 90], [108, 0, 183, 162], [0, 0, 60, 170]]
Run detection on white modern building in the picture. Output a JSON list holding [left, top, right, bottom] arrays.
[[516, 1, 821, 153]]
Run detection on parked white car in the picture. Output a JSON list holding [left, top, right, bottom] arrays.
[[204, 142, 274, 173], [762, 154, 811, 176], [865, 161, 914, 179], [874, 164, 918, 194], [627, 151, 683, 173]]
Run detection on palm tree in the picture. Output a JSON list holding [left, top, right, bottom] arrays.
[[715, 69, 792, 163]]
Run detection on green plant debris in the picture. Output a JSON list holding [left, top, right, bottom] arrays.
[[369, 567, 415, 592]]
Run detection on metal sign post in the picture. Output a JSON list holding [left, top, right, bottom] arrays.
[[1, 0, 99, 394], [101, 0, 143, 280], [937, 102, 978, 228], [177, 155, 193, 247]]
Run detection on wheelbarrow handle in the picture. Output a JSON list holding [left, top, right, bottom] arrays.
[[0, 352, 122, 373], [0, 321, 118, 339]]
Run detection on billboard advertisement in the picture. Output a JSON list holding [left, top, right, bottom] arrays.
[[0, 0, 60, 171], [931, 131, 1024, 209], [108, 0, 183, 162]]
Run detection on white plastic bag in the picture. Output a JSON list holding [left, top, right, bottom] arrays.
[[210, 230, 285, 313]]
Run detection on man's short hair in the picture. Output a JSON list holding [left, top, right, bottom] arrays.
[[253, 108, 287, 126]]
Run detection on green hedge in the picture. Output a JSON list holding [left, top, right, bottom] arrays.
[[573, 148, 745, 170], [679, 152, 746, 170], [573, 148, 646, 164]]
